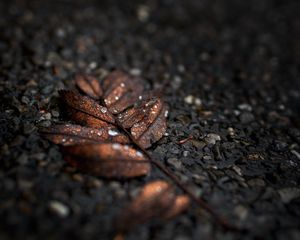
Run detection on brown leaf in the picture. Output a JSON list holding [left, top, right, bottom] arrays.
[[59, 90, 115, 124], [75, 73, 102, 99], [67, 107, 113, 129], [102, 70, 144, 114], [117, 97, 168, 148], [161, 195, 190, 220], [116, 180, 174, 231], [116, 180, 190, 232], [135, 105, 168, 148], [63, 143, 151, 178], [39, 124, 130, 146]]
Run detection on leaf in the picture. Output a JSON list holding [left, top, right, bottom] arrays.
[[115, 180, 190, 232], [161, 194, 190, 220], [59, 90, 115, 124], [75, 73, 102, 99], [67, 107, 113, 129], [118, 96, 168, 148], [63, 143, 151, 178], [39, 124, 130, 146], [102, 70, 144, 114]]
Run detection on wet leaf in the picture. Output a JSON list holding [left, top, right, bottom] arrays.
[[161, 194, 190, 220], [102, 70, 144, 114], [115, 180, 190, 232], [63, 143, 151, 178], [39, 124, 130, 146], [59, 90, 115, 124], [67, 107, 113, 129], [117, 96, 168, 148], [75, 73, 102, 99]]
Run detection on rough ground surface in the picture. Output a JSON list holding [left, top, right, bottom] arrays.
[[1, 0, 300, 239]]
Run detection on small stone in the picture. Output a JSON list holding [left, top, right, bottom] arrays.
[[238, 103, 252, 111], [227, 127, 235, 136], [51, 110, 60, 117], [183, 151, 189, 157], [232, 165, 242, 176], [49, 201, 69, 217], [239, 112, 255, 123], [234, 205, 248, 220], [23, 123, 36, 134], [184, 95, 194, 104], [247, 178, 265, 187], [194, 98, 202, 106], [21, 96, 30, 105], [130, 68, 141, 76], [167, 158, 182, 169], [44, 113, 52, 120], [291, 150, 300, 160], [172, 75, 182, 89], [89, 61, 97, 69], [17, 153, 28, 165], [278, 188, 300, 203], [137, 5, 150, 22], [204, 133, 221, 145]]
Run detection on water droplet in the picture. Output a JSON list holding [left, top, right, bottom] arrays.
[[164, 110, 169, 117], [101, 107, 107, 113], [112, 143, 121, 150], [139, 95, 143, 100], [108, 129, 119, 136], [120, 83, 125, 87], [115, 96, 119, 100], [62, 138, 66, 142], [136, 151, 143, 157]]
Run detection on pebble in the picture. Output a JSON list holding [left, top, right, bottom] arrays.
[[278, 188, 300, 203], [137, 5, 150, 22], [184, 95, 202, 106], [51, 110, 60, 117], [184, 95, 194, 104], [23, 123, 36, 134], [130, 68, 141, 76], [234, 205, 248, 220], [247, 178, 266, 187], [21, 96, 30, 105], [183, 151, 189, 157], [239, 112, 255, 123], [238, 103, 252, 111], [204, 133, 221, 145], [49, 201, 70, 217], [167, 158, 182, 169], [17, 153, 28, 165]]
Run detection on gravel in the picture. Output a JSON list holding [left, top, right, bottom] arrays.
[[1, 0, 300, 240]]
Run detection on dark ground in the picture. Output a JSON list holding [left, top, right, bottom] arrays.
[[1, 0, 300, 239]]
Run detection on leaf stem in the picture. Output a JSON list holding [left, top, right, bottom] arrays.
[[114, 119, 238, 231]]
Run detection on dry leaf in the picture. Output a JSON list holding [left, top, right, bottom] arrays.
[[102, 70, 144, 114], [117, 96, 168, 148], [67, 107, 113, 129], [42, 71, 168, 178], [161, 194, 190, 220], [39, 124, 130, 146], [59, 90, 115, 124], [75, 73, 102, 99], [115, 180, 190, 232], [63, 143, 151, 178]]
